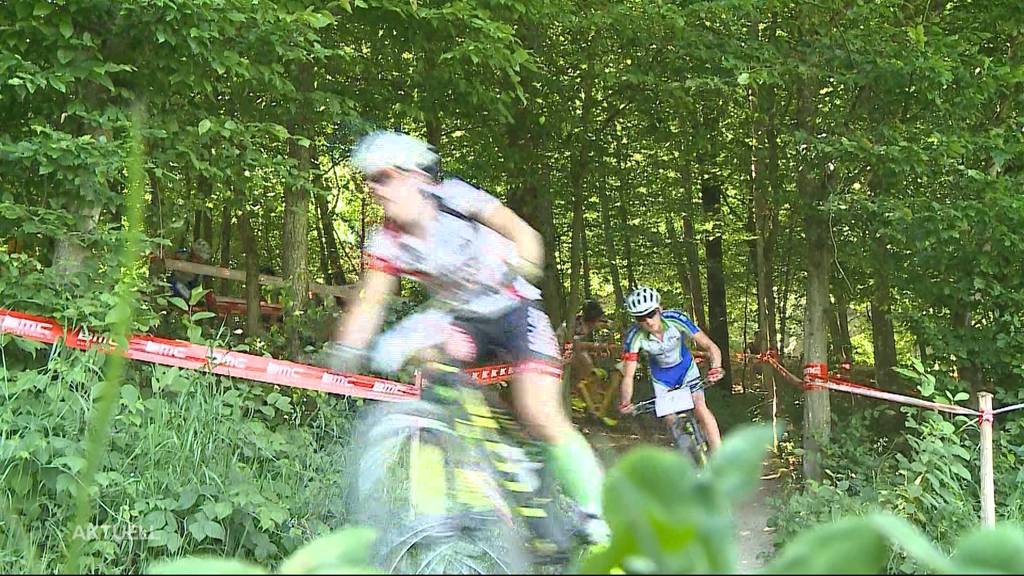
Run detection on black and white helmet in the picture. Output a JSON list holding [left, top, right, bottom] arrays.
[[350, 130, 440, 178], [626, 286, 660, 316]]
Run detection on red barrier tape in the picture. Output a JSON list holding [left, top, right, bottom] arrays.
[[1, 308, 517, 402], [736, 352, 981, 417]]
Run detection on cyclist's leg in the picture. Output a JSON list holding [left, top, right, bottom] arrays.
[[503, 302, 607, 540], [684, 363, 722, 451]]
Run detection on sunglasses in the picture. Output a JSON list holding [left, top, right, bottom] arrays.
[[633, 309, 658, 321]]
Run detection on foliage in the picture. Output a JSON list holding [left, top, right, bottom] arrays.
[[0, 351, 355, 572], [770, 362, 1024, 572], [585, 424, 1024, 575], [146, 527, 377, 574]]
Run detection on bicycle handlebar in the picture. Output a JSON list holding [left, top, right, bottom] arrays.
[[625, 375, 711, 416]]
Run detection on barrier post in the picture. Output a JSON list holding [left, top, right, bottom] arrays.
[[979, 392, 995, 528]]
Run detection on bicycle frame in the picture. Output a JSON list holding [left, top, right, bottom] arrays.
[[354, 361, 579, 572], [631, 377, 710, 467]]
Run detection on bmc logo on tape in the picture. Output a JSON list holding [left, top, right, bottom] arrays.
[[372, 381, 401, 394], [143, 341, 189, 359], [1, 316, 52, 337]]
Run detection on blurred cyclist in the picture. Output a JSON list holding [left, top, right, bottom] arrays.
[[322, 131, 609, 542]]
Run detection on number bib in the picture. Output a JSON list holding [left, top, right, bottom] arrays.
[[655, 386, 694, 417]]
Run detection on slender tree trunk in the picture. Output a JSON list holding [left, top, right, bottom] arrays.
[[836, 290, 852, 360], [701, 179, 732, 388], [582, 222, 592, 300], [778, 224, 795, 353], [952, 306, 984, 394], [797, 81, 831, 482], [315, 198, 331, 287], [682, 212, 707, 328], [566, 171, 586, 342], [616, 163, 637, 290], [566, 72, 594, 344], [597, 181, 626, 314], [869, 239, 898, 387], [240, 211, 261, 337], [751, 65, 778, 425], [318, 192, 346, 286], [202, 210, 214, 253], [666, 217, 697, 321], [218, 207, 232, 294]]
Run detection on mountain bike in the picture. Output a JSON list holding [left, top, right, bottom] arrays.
[[343, 359, 588, 574], [629, 376, 710, 467]]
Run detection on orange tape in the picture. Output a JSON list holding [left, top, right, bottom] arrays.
[[0, 308, 518, 402]]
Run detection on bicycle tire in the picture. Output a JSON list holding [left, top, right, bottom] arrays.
[[669, 414, 707, 468], [343, 399, 530, 574]]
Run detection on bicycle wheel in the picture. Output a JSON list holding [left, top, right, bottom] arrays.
[[344, 399, 530, 574], [669, 414, 708, 468]]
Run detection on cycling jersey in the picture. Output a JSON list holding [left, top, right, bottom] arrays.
[[621, 310, 701, 388], [364, 178, 541, 317]]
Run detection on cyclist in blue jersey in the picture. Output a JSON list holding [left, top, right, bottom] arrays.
[[617, 286, 725, 451]]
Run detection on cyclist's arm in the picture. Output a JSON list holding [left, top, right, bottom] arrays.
[[476, 203, 545, 277], [333, 268, 397, 350], [619, 358, 638, 410], [692, 330, 723, 374]]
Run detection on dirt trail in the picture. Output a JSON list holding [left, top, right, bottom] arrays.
[[577, 413, 777, 572]]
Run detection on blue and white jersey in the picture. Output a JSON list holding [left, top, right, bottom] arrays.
[[621, 310, 701, 388]]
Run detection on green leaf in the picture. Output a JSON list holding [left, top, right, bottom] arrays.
[[867, 514, 951, 573], [198, 119, 212, 135], [146, 529, 183, 553], [147, 557, 266, 574], [190, 312, 216, 321], [952, 525, 1024, 573], [268, 124, 290, 139], [706, 424, 773, 499], [307, 12, 333, 29], [57, 49, 73, 64], [59, 15, 74, 39], [277, 527, 378, 574], [737, 72, 750, 85], [169, 297, 190, 312], [34, 2, 54, 16], [765, 516, 892, 574]]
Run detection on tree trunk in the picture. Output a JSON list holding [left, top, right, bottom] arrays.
[[218, 206, 232, 294], [597, 181, 626, 314], [317, 191, 346, 286], [836, 291, 852, 360], [701, 179, 732, 388], [751, 69, 778, 425], [616, 164, 638, 290], [681, 212, 707, 328], [566, 72, 594, 343], [240, 211, 261, 337], [797, 82, 831, 482], [192, 203, 203, 244], [282, 137, 312, 356], [315, 197, 331, 288], [666, 217, 697, 321], [952, 306, 984, 394], [869, 239, 898, 388], [778, 224, 795, 354], [582, 222, 592, 300], [202, 209, 214, 253]]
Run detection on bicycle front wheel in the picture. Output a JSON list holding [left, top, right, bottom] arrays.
[[670, 414, 708, 468], [343, 399, 530, 574]]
